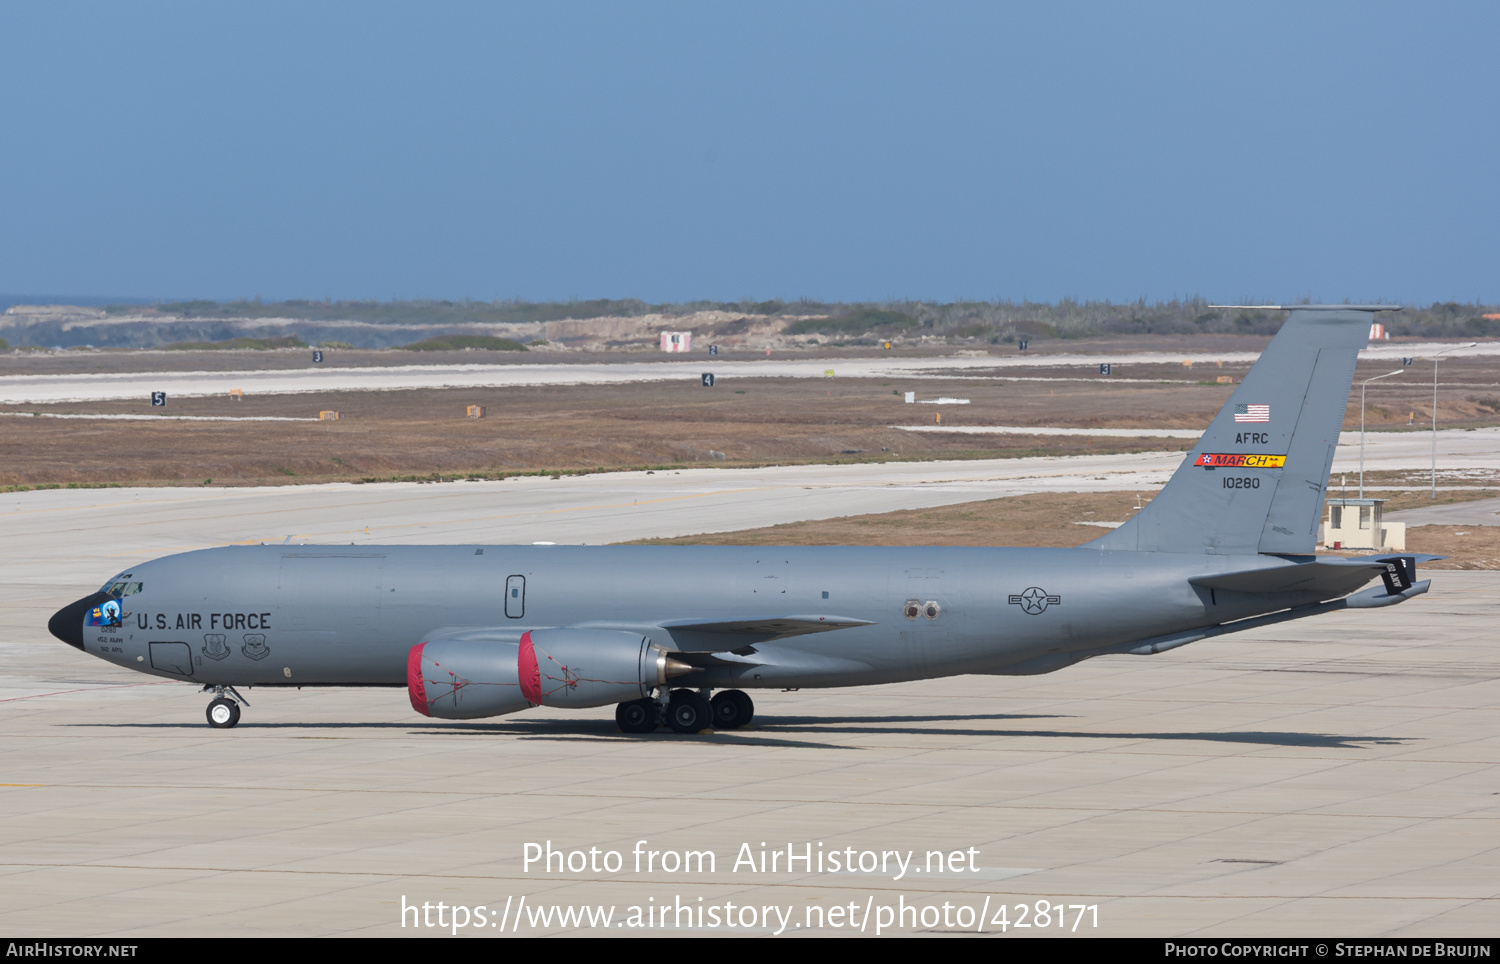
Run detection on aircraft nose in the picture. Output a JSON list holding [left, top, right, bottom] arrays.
[[48, 592, 109, 650]]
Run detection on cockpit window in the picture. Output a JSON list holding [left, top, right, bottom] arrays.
[[101, 581, 143, 597]]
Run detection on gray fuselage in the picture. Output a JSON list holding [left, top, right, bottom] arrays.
[[81, 543, 1334, 690]]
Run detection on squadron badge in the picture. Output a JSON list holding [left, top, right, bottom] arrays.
[[202, 634, 230, 661], [86, 599, 123, 627], [241, 634, 270, 660]]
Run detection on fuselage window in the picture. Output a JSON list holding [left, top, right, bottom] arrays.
[[102, 581, 143, 597]]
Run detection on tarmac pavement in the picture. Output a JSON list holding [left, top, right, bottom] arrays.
[[0, 461, 1494, 936]]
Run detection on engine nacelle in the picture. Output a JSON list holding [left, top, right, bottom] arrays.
[[408, 629, 692, 719], [522, 628, 676, 708], [408, 638, 530, 720]]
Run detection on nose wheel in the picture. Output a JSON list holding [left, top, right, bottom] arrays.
[[206, 698, 240, 728], [202, 685, 250, 729]]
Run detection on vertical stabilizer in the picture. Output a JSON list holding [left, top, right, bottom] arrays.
[[1089, 307, 1391, 555]]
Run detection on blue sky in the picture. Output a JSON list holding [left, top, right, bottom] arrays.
[[2, 2, 1496, 304]]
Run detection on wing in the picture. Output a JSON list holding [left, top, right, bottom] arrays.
[[650, 613, 875, 653], [658, 614, 874, 641]]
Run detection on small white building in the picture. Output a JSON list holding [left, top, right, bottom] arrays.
[[1324, 498, 1405, 551], [660, 331, 692, 352]]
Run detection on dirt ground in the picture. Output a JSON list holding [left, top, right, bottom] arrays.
[[635, 492, 1159, 548], [634, 490, 1498, 569], [1, 347, 1496, 488], [1395, 525, 1500, 568], [0, 374, 1213, 487]]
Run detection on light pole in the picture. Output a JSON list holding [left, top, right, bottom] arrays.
[[1429, 342, 1478, 499], [1360, 369, 1405, 498]]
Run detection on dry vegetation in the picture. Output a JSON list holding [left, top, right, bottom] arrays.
[[1393, 526, 1500, 569], [3, 348, 1496, 489], [11, 297, 1496, 351], [0, 373, 1221, 487], [633, 492, 1157, 548]]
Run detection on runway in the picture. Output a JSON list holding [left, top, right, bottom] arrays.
[[1, 455, 1496, 936], [0, 354, 1135, 404], [900, 426, 1500, 478], [1386, 497, 1500, 527], [1, 341, 1492, 404], [896, 425, 1204, 438]]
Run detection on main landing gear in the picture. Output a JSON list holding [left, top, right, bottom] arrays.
[[615, 688, 755, 735], [710, 689, 753, 730], [203, 685, 250, 729]]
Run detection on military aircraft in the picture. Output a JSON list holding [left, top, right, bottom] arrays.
[[49, 305, 1432, 732]]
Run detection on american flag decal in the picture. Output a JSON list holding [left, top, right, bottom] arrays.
[[1234, 403, 1270, 423]]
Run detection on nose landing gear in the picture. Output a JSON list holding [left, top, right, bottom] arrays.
[[202, 685, 250, 729]]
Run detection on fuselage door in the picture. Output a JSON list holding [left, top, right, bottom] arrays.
[[505, 575, 525, 619]]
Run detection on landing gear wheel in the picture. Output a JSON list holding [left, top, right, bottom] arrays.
[[667, 689, 711, 734], [615, 697, 658, 734], [206, 697, 240, 729], [710, 690, 754, 729]]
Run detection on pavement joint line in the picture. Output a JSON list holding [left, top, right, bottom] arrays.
[[7, 782, 1494, 821], [12, 723, 1465, 748], [0, 862, 1491, 902], [0, 680, 176, 703], [1294, 820, 1500, 900], [18, 729, 1435, 753]]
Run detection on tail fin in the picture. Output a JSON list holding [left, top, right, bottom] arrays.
[[1089, 306, 1393, 556]]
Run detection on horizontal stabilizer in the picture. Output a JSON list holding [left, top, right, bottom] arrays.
[[1122, 574, 1431, 657], [1344, 579, 1430, 608], [1190, 554, 1441, 597]]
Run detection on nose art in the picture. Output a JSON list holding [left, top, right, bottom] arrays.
[[48, 592, 110, 650]]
